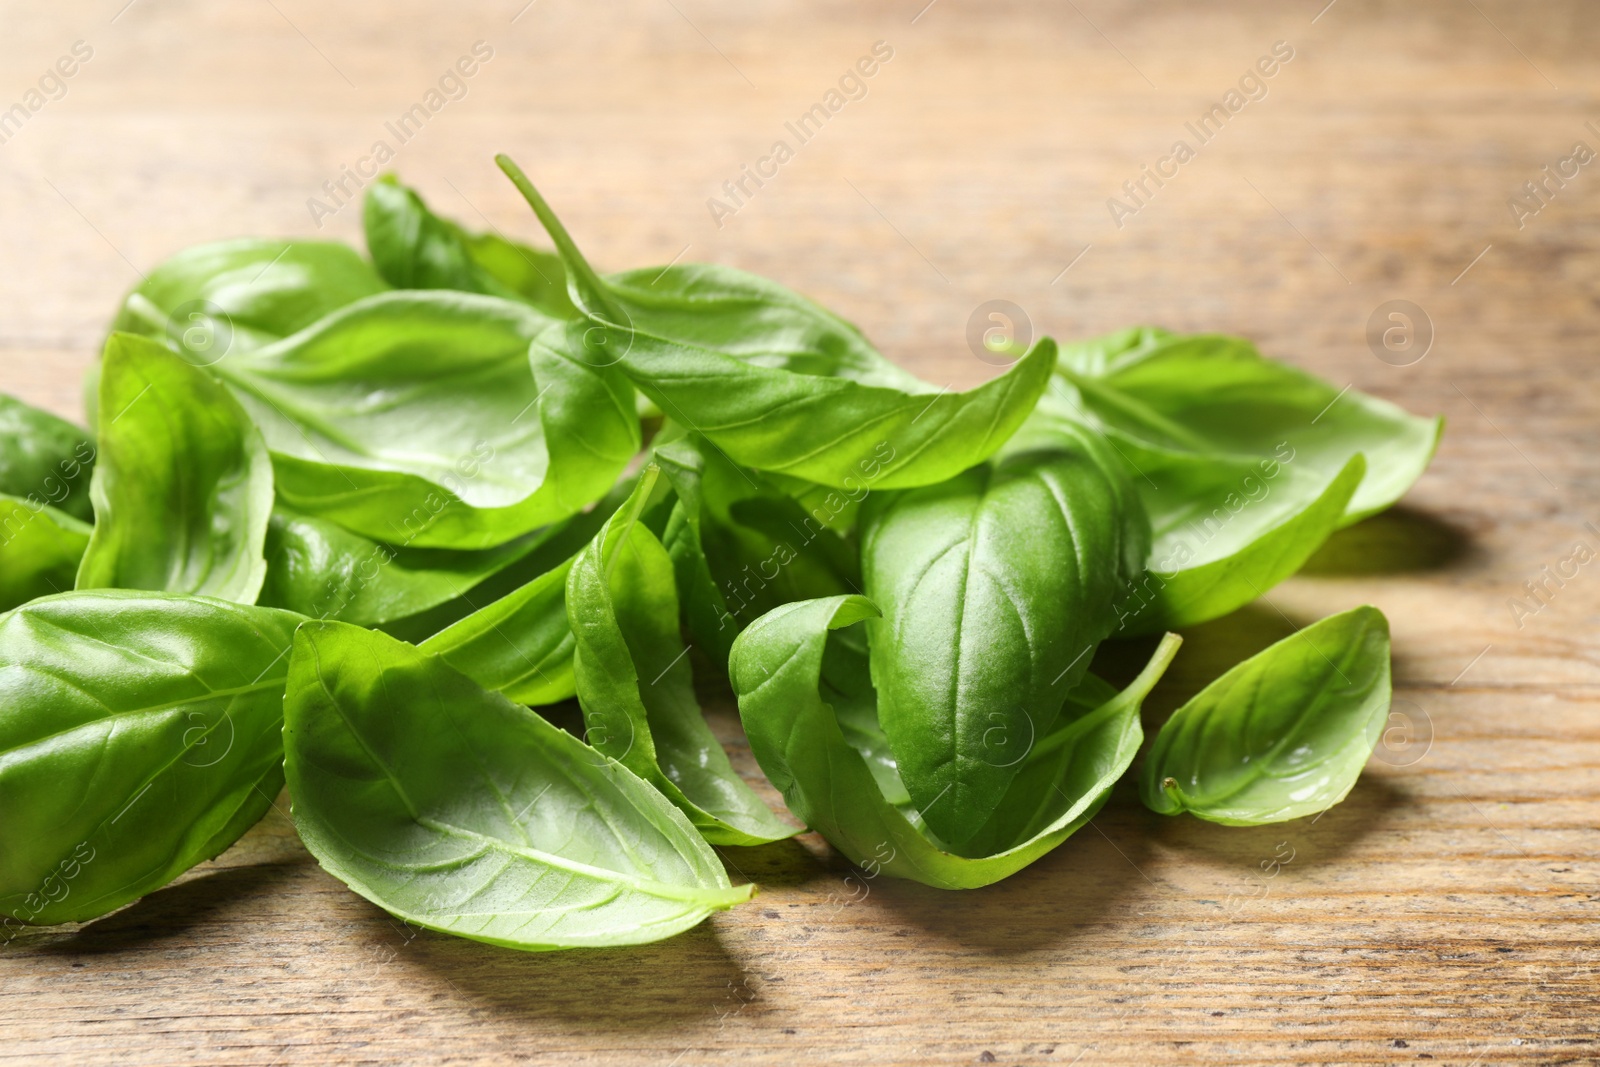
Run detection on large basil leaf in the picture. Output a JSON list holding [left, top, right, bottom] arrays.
[[495, 155, 1052, 490], [568, 470, 797, 845], [730, 595, 1179, 888], [364, 174, 575, 320], [0, 495, 91, 611], [0, 591, 301, 927], [210, 291, 638, 549], [78, 335, 273, 603], [1140, 605, 1391, 825], [859, 444, 1148, 848], [110, 238, 388, 362], [0, 393, 96, 522], [283, 621, 751, 951], [1021, 328, 1441, 631]]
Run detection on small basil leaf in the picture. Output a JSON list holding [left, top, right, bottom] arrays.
[[495, 155, 1053, 490], [859, 445, 1148, 848], [0, 494, 91, 611], [211, 291, 638, 549], [730, 596, 1178, 888], [111, 238, 388, 359], [1140, 605, 1391, 825], [568, 469, 798, 846], [78, 335, 273, 603], [283, 621, 750, 951], [0, 591, 301, 927], [0, 393, 96, 522], [363, 174, 576, 319], [652, 432, 740, 664]]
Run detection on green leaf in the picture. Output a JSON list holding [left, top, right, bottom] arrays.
[[0, 591, 301, 927], [495, 155, 1053, 490], [859, 444, 1148, 848], [363, 174, 576, 319], [1021, 328, 1442, 631], [210, 290, 638, 549], [1140, 605, 1391, 825], [110, 238, 388, 363], [0, 494, 92, 611], [730, 595, 1179, 888], [0, 393, 96, 522], [283, 621, 751, 951], [567, 469, 798, 846], [78, 335, 273, 603]]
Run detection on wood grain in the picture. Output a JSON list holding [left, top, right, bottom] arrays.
[[2, 1, 1597, 1063]]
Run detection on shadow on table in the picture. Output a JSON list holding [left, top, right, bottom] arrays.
[[1298, 505, 1476, 576]]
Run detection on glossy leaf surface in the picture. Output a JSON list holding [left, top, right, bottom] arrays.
[[859, 445, 1148, 847], [731, 596, 1178, 888], [0, 591, 300, 926], [568, 471, 797, 845], [1140, 605, 1391, 825], [0, 393, 96, 522], [0, 495, 91, 612], [78, 335, 273, 603], [283, 621, 750, 950]]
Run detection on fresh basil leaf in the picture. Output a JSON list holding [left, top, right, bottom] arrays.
[[259, 506, 552, 627], [652, 433, 741, 664], [0, 495, 91, 611], [111, 238, 388, 359], [1140, 605, 1391, 825], [0, 591, 301, 927], [210, 291, 638, 549], [283, 621, 751, 951], [859, 444, 1149, 848], [364, 174, 576, 320], [78, 335, 273, 603], [0, 393, 96, 522], [568, 469, 797, 845], [495, 155, 1053, 490], [730, 595, 1179, 888], [1020, 328, 1441, 631]]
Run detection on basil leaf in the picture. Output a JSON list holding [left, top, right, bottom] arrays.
[[78, 335, 273, 603], [283, 621, 751, 951], [0, 495, 91, 611], [1140, 605, 1391, 825], [568, 469, 797, 845], [364, 174, 576, 320], [0, 393, 96, 522], [0, 591, 301, 927], [495, 155, 1053, 490], [211, 291, 638, 549], [730, 595, 1179, 888], [111, 238, 388, 359], [259, 506, 551, 627], [859, 445, 1148, 848], [1021, 328, 1441, 631]]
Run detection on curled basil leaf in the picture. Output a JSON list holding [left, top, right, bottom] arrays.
[[859, 444, 1148, 848], [78, 335, 273, 603], [283, 621, 751, 951], [494, 155, 1053, 491], [0, 494, 91, 611], [1140, 605, 1391, 825], [364, 174, 576, 320], [0, 591, 301, 927], [210, 290, 638, 550], [1021, 328, 1441, 631], [0, 393, 96, 522], [730, 595, 1179, 888], [568, 469, 797, 845], [110, 238, 388, 365]]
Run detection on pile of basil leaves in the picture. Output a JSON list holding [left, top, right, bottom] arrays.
[[0, 155, 1440, 951]]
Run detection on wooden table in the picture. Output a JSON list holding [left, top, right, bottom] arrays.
[[2, 1, 1596, 1063]]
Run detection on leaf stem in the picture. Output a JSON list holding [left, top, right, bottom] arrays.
[[494, 154, 624, 323]]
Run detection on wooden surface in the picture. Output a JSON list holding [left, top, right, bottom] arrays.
[[2, 1, 1598, 1063]]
